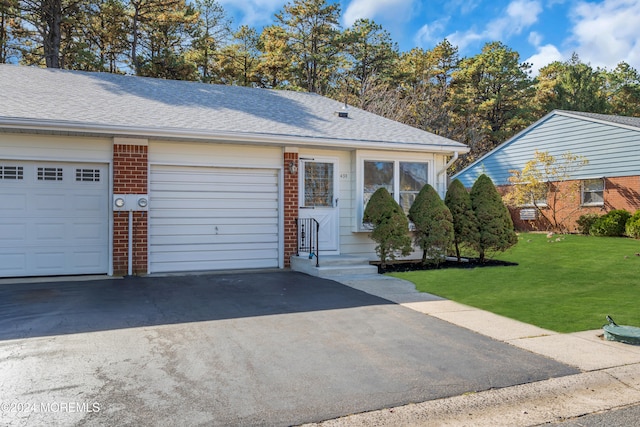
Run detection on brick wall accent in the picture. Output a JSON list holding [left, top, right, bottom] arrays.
[[113, 143, 148, 275], [503, 176, 640, 232], [283, 152, 299, 267]]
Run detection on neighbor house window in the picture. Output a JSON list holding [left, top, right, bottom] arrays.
[[582, 179, 604, 206], [363, 160, 429, 215]]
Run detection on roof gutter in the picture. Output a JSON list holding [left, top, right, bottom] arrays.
[[0, 118, 470, 154], [437, 151, 459, 177]]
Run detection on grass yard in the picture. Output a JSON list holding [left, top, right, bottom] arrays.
[[390, 233, 640, 333]]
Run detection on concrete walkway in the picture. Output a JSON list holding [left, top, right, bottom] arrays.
[[305, 274, 640, 426]]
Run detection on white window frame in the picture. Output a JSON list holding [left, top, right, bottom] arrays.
[[581, 178, 605, 206], [356, 151, 434, 231]]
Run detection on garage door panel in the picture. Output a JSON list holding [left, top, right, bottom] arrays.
[[150, 165, 280, 273], [0, 253, 26, 275], [0, 161, 109, 277], [153, 248, 279, 264], [151, 198, 277, 210], [151, 233, 279, 246], [0, 223, 27, 241], [151, 214, 277, 224]]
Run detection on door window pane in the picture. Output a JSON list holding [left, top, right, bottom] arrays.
[[304, 162, 334, 207], [364, 161, 394, 207], [399, 162, 428, 213]]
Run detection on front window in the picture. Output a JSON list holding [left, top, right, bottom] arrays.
[[364, 161, 394, 208], [363, 160, 429, 215], [399, 162, 428, 213], [582, 179, 604, 206]]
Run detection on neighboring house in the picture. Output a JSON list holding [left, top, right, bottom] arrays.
[[0, 65, 468, 278], [453, 110, 640, 232]]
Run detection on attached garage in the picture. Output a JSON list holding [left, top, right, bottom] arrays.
[[149, 165, 280, 273], [0, 161, 109, 277]]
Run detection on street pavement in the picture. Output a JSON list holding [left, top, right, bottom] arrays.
[[303, 273, 640, 426], [0, 271, 580, 426]]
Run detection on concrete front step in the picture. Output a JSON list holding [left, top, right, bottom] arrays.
[[290, 255, 379, 277]]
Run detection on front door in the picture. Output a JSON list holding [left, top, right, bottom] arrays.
[[299, 158, 339, 253]]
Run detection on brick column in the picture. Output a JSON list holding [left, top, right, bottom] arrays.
[[283, 150, 299, 267], [113, 139, 148, 276]]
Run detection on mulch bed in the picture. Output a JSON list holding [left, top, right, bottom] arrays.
[[372, 258, 518, 274]]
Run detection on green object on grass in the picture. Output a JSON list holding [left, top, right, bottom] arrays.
[[603, 316, 640, 345]]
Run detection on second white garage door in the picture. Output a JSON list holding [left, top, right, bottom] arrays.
[[149, 165, 280, 273]]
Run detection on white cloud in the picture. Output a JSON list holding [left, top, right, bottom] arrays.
[[413, 19, 448, 47], [569, 0, 640, 70], [445, 0, 543, 52], [343, 0, 415, 27], [525, 44, 564, 75]]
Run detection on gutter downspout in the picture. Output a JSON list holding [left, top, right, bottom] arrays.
[[437, 151, 458, 196]]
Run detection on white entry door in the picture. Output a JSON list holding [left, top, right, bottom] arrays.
[[299, 158, 339, 253]]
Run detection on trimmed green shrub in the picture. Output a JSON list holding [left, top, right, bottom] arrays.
[[590, 209, 631, 237], [363, 188, 412, 267], [409, 184, 454, 266], [576, 213, 600, 235], [626, 211, 640, 239], [470, 174, 518, 262], [445, 179, 480, 261]]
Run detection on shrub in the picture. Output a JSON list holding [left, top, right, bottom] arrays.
[[625, 211, 640, 239], [409, 184, 454, 266], [445, 179, 480, 261], [576, 213, 600, 235], [363, 188, 412, 267], [470, 174, 518, 261], [590, 209, 631, 237]]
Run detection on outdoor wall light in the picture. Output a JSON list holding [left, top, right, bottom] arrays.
[[289, 161, 298, 175]]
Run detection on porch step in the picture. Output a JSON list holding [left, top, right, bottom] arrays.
[[290, 255, 379, 278]]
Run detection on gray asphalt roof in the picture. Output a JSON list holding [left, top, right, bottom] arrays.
[[558, 110, 640, 130], [0, 64, 467, 152]]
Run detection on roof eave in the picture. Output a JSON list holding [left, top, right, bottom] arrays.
[[0, 118, 470, 154]]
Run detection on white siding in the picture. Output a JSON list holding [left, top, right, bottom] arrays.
[[149, 140, 282, 168], [0, 133, 111, 162], [299, 148, 445, 261]]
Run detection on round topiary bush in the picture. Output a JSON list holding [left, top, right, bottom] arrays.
[[590, 209, 631, 237], [626, 211, 640, 239], [576, 213, 600, 235]]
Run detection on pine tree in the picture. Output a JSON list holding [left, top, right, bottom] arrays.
[[445, 179, 479, 261], [470, 174, 517, 262], [408, 184, 454, 266], [363, 187, 412, 267]]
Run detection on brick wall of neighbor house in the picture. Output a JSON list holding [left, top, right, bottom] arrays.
[[504, 176, 640, 232], [283, 151, 299, 267], [113, 143, 148, 275]]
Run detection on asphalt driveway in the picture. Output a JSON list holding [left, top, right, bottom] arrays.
[[0, 272, 578, 426]]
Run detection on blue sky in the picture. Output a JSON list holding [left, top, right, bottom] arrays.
[[218, 0, 640, 75]]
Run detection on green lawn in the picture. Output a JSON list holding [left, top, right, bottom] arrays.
[[389, 233, 640, 333]]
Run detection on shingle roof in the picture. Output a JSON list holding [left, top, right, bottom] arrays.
[[557, 110, 640, 130], [0, 64, 468, 152]]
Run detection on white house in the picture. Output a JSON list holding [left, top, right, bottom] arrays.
[[0, 64, 468, 278]]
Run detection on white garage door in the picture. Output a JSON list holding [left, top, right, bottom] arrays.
[[0, 161, 109, 277], [149, 165, 280, 273]]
